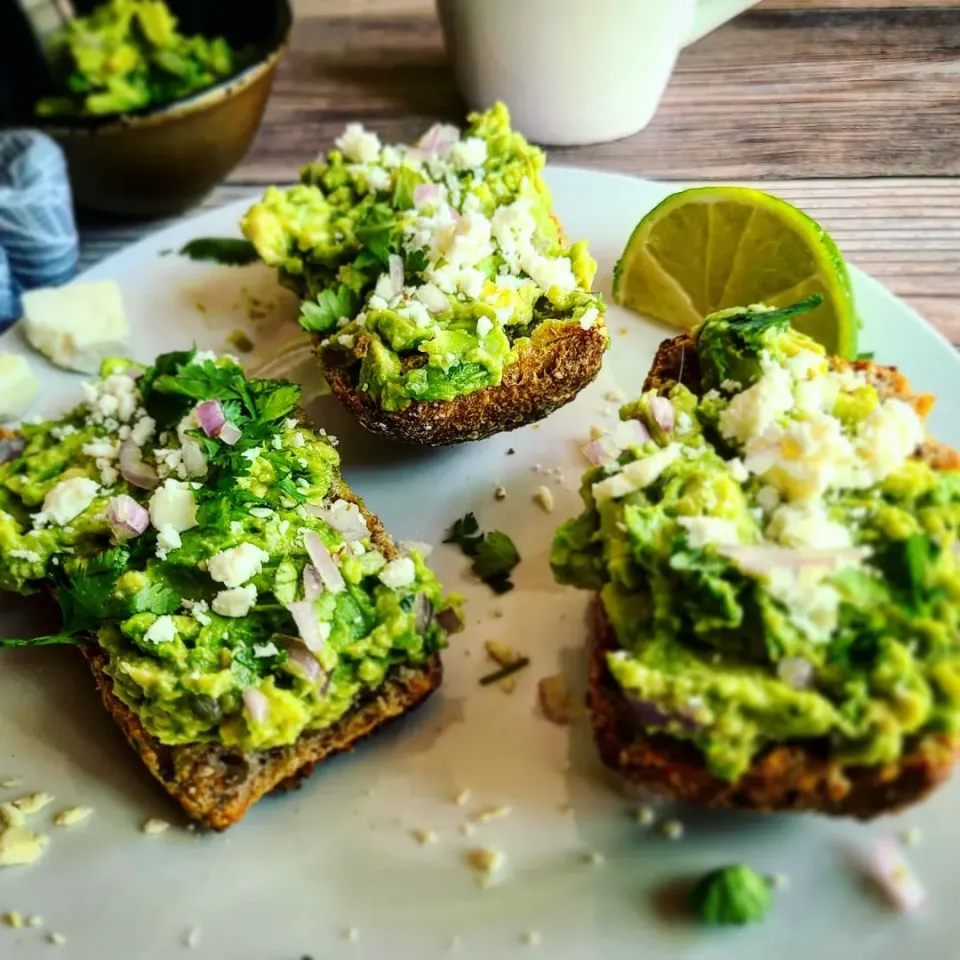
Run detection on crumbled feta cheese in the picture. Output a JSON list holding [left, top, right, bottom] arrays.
[[54, 806, 93, 827], [130, 415, 156, 447], [9, 549, 41, 563], [0, 827, 48, 866], [143, 615, 177, 646], [335, 123, 381, 164], [155, 524, 182, 558], [677, 516, 740, 549], [207, 542, 270, 588], [533, 486, 555, 513], [212, 584, 258, 618], [148, 479, 197, 533], [253, 642, 280, 659], [181, 599, 211, 627], [39, 477, 99, 526], [578, 307, 599, 330], [290, 432, 305, 449], [766, 500, 853, 550], [47, 932, 67, 946], [450, 136, 487, 171], [591, 444, 681, 503], [719, 358, 794, 446], [142, 818, 170, 835], [379, 557, 416, 589]]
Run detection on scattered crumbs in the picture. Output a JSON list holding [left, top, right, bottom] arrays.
[[0, 780, 22, 789], [47, 933, 67, 946], [3, 912, 23, 929], [494, 485, 508, 501], [582, 851, 606, 867], [471, 805, 512, 825], [485, 640, 519, 667], [901, 827, 922, 847], [499, 676, 517, 695], [633, 805, 656, 826], [538, 675, 575, 725], [604, 388, 625, 402], [453, 789, 472, 808], [770, 872, 789, 891], [603, 406, 616, 417], [412, 829, 439, 846], [506, 448, 515, 455], [532, 424, 541, 430], [661, 819, 684, 840], [12, 793, 54, 816], [532, 463, 542, 472], [589, 424, 605, 440], [466, 847, 504, 879], [142, 818, 171, 836], [26, 915, 42, 928], [343, 927, 360, 942], [54, 807, 93, 828], [492, 608, 504, 619], [618, 327, 629, 336], [521, 931, 542, 947], [459, 823, 475, 838], [185, 926, 202, 948], [533, 486, 555, 513], [226, 330, 255, 353], [194, 302, 208, 315], [0, 827, 49, 866]]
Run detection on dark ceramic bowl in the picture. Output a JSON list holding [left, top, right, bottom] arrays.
[[0, 0, 292, 218]]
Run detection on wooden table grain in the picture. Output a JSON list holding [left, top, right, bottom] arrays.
[[78, 0, 960, 345]]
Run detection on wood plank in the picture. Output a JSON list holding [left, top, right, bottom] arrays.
[[77, 179, 960, 345], [236, 7, 960, 183]]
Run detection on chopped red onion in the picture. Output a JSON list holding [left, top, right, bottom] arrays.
[[418, 123, 459, 155], [181, 440, 208, 479], [434, 607, 463, 633], [286, 600, 326, 652], [417, 283, 450, 314], [626, 694, 701, 732], [243, 688, 269, 724], [0, 435, 25, 464], [414, 593, 433, 633], [118, 439, 159, 490], [218, 422, 242, 446], [106, 494, 149, 541], [303, 564, 324, 601], [304, 531, 345, 594], [872, 838, 926, 913], [613, 418, 651, 450], [413, 183, 440, 207], [777, 656, 814, 690], [304, 500, 368, 542], [195, 400, 226, 438], [582, 435, 621, 467], [718, 544, 870, 576], [399, 540, 433, 558], [284, 638, 323, 683], [648, 396, 675, 433], [388, 254, 405, 298]]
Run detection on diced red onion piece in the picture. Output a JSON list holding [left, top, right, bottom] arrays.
[[718, 544, 870, 576], [218, 422, 242, 446], [418, 284, 450, 314], [286, 600, 326, 652], [106, 494, 149, 541], [304, 531, 345, 594], [777, 656, 814, 690], [413, 183, 440, 207], [195, 400, 226, 438], [434, 607, 463, 633], [388, 254, 404, 298], [447, 205, 461, 222], [181, 440, 208, 478], [285, 638, 323, 683], [614, 418, 650, 450], [243, 688, 269, 724], [414, 593, 433, 633], [872, 838, 926, 913], [118, 439, 159, 490], [583, 435, 622, 467], [649, 396, 675, 433], [0, 436, 25, 464], [418, 123, 459, 155], [626, 694, 701, 732], [303, 564, 324, 601]]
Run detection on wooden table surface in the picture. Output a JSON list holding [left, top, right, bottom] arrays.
[[79, 0, 960, 346]]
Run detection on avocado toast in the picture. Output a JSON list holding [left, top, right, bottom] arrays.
[[552, 300, 960, 817], [241, 104, 608, 446], [0, 352, 460, 829]]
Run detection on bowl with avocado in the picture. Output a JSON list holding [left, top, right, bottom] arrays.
[[0, 0, 292, 217], [552, 298, 960, 818]]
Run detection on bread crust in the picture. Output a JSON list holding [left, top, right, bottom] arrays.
[[587, 334, 960, 818]]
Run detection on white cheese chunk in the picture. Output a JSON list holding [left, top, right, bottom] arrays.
[[0, 353, 39, 421], [379, 557, 416, 589], [148, 480, 197, 533], [212, 584, 258, 618], [21, 280, 130, 374], [41, 477, 99, 526], [207, 542, 270, 588], [143, 615, 177, 645]]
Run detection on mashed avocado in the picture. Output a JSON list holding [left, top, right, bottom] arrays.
[[241, 104, 608, 411], [0, 352, 460, 750], [552, 301, 960, 780], [36, 0, 240, 118]]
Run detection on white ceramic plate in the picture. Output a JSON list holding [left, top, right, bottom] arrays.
[[2, 168, 960, 960]]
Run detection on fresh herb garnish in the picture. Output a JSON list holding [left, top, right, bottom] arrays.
[[355, 203, 397, 267], [444, 513, 520, 594], [855, 351, 875, 361], [404, 247, 429, 276], [179, 238, 260, 267], [392, 167, 419, 210], [299, 286, 357, 335], [479, 657, 530, 685]]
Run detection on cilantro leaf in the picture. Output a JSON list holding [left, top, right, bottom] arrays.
[[404, 247, 429, 276], [139, 349, 197, 425], [444, 514, 520, 593], [855, 351, 875, 361], [153, 359, 254, 415], [129, 583, 181, 616], [392, 167, 419, 210], [179, 238, 260, 267], [299, 286, 357, 334], [355, 203, 396, 267], [248, 379, 301, 422]]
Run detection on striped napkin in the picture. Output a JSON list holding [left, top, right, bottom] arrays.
[[0, 130, 78, 329]]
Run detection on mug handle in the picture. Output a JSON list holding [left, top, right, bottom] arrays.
[[684, 0, 758, 47]]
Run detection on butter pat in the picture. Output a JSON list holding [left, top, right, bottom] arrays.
[[0, 353, 39, 421], [22, 280, 130, 374]]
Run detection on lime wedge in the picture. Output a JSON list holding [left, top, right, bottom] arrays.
[[613, 186, 858, 357]]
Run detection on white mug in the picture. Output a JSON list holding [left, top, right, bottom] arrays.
[[436, 0, 760, 146]]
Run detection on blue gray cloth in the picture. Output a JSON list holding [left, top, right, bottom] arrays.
[[0, 131, 78, 329]]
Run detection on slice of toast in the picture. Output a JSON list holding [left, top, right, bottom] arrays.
[[322, 317, 607, 446], [587, 335, 960, 818], [0, 434, 444, 831]]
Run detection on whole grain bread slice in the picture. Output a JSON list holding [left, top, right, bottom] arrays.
[[0, 434, 444, 831], [587, 334, 960, 818]]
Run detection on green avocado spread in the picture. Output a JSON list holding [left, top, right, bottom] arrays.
[[241, 103, 608, 411], [552, 300, 960, 781], [36, 0, 241, 118], [0, 351, 460, 750]]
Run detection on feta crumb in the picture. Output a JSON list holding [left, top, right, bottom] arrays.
[[661, 819, 684, 840], [578, 307, 599, 330], [212, 584, 258, 618], [53, 806, 93, 827], [207, 542, 270, 588], [378, 556, 416, 589], [142, 818, 170, 835], [533, 486, 555, 513], [26, 915, 42, 927], [253, 642, 280, 659], [411, 829, 439, 845], [336, 122, 381, 164], [185, 926, 202, 948], [143, 615, 177, 646], [39, 477, 99, 527], [470, 805, 512, 824]]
